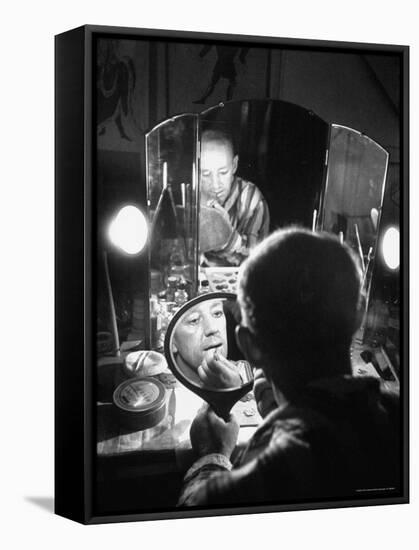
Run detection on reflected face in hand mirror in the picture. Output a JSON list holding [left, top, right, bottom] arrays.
[[172, 298, 228, 381], [166, 293, 253, 393]]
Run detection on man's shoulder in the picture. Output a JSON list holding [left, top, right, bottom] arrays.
[[232, 177, 265, 204], [247, 406, 309, 451], [235, 176, 259, 192]]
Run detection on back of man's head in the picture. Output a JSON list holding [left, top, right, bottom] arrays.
[[238, 227, 362, 388]]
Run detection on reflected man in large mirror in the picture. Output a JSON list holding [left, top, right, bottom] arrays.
[[199, 129, 270, 266]]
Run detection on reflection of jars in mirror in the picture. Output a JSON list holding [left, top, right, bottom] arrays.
[[165, 301, 177, 317], [165, 276, 178, 303], [153, 292, 167, 351], [174, 281, 189, 306], [150, 295, 161, 349], [155, 292, 178, 351], [169, 259, 184, 281], [169, 258, 192, 285], [198, 279, 210, 294], [150, 269, 163, 294], [163, 240, 186, 281], [215, 282, 229, 291], [160, 304, 177, 350], [150, 183, 181, 277]]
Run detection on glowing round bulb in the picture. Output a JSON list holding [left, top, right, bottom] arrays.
[[382, 227, 400, 270], [108, 206, 148, 255]]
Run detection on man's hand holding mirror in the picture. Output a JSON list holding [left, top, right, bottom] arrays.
[[190, 403, 239, 459]]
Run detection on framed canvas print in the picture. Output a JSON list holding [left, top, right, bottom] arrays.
[[55, 25, 409, 524]]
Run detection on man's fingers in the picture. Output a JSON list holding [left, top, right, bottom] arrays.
[[198, 362, 226, 385], [214, 351, 234, 367], [254, 377, 270, 391], [192, 403, 213, 431], [207, 407, 239, 429], [197, 364, 212, 384], [208, 352, 236, 372], [197, 402, 211, 415], [254, 368, 265, 380]]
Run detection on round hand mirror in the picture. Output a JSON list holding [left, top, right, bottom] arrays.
[[199, 205, 233, 253], [164, 292, 254, 419]]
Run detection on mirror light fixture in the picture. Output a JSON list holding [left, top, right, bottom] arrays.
[[104, 205, 149, 357], [108, 205, 148, 255], [382, 226, 400, 270]]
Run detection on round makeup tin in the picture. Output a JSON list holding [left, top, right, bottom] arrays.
[[113, 377, 168, 430]]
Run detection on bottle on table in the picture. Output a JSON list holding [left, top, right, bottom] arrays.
[[198, 279, 210, 294], [165, 276, 178, 303], [174, 281, 189, 306]]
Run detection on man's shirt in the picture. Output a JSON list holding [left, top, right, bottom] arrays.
[[178, 376, 401, 508], [204, 177, 270, 266]]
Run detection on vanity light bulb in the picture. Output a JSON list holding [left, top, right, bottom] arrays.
[[109, 206, 148, 254], [382, 227, 400, 270]]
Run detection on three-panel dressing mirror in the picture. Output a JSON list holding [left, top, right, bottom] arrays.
[[146, 100, 388, 274], [147, 99, 389, 409]]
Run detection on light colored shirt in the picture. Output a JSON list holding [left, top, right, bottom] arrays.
[[205, 177, 270, 266]]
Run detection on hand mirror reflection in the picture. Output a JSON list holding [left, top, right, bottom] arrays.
[[164, 292, 254, 419], [199, 205, 233, 253]]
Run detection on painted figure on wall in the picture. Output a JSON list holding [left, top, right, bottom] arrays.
[[193, 45, 249, 104], [97, 39, 137, 143]]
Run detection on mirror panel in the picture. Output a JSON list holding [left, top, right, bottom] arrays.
[[146, 114, 200, 349], [200, 99, 330, 233], [321, 125, 388, 285]]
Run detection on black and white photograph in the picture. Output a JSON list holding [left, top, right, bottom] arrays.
[[53, 27, 407, 522], [4, 0, 418, 547]]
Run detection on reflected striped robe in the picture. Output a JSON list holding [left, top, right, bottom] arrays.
[[204, 177, 270, 266]]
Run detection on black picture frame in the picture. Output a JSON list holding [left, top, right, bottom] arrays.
[[55, 24, 409, 524]]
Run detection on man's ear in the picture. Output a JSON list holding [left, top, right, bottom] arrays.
[[171, 340, 178, 354], [232, 154, 238, 175], [235, 325, 264, 366]]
